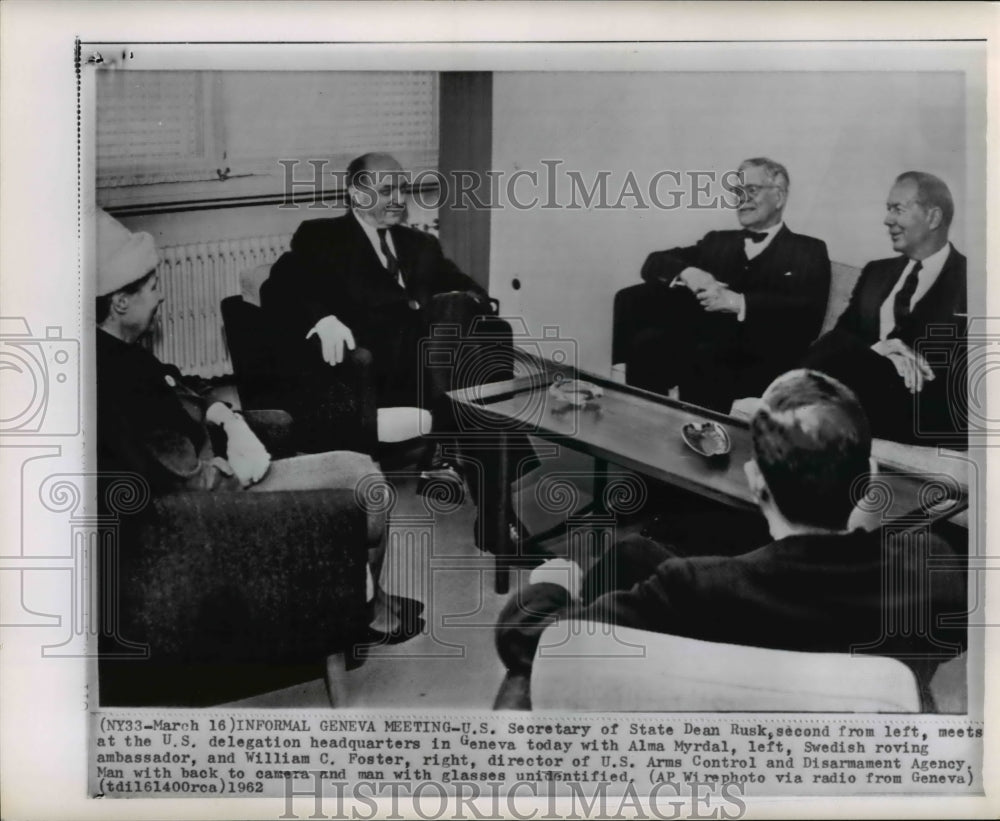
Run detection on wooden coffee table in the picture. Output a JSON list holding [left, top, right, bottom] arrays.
[[448, 357, 968, 594]]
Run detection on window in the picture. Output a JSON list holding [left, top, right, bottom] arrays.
[[96, 71, 219, 187], [96, 71, 439, 210]]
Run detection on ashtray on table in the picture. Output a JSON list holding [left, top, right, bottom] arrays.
[[681, 421, 732, 457], [548, 374, 604, 408]]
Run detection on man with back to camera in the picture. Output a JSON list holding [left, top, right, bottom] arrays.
[[94, 208, 422, 647], [802, 171, 967, 445], [263, 151, 536, 547], [622, 157, 831, 411], [496, 369, 967, 710]]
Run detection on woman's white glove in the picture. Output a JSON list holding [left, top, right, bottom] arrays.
[[207, 403, 271, 487]]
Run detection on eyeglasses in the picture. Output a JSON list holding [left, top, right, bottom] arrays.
[[733, 184, 784, 199]]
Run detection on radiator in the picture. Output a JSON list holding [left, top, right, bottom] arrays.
[[151, 234, 291, 377]]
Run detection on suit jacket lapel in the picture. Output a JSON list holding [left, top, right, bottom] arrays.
[[345, 212, 382, 277], [873, 256, 909, 314], [909, 245, 965, 327], [761, 224, 790, 258]]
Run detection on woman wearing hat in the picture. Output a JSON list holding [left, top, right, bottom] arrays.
[[94, 209, 422, 654]]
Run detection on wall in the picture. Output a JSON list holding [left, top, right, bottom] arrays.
[[489, 71, 971, 375], [118, 200, 439, 251], [119, 204, 312, 249]]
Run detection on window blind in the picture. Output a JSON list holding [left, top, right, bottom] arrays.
[[221, 72, 438, 179], [96, 70, 439, 199], [96, 71, 219, 187]]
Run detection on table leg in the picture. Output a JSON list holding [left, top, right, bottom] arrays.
[[593, 457, 609, 515], [493, 433, 511, 595]]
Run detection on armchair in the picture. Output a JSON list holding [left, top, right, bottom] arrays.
[[98, 487, 370, 707], [524, 622, 923, 712], [223, 264, 437, 456], [221, 288, 378, 456]]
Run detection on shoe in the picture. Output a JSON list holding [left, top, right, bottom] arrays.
[[349, 617, 425, 663]]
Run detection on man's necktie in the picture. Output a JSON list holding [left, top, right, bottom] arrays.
[[892, 260, 923, 330], [741, 229, 767, 243], [377, 228, 420, 310], [377, 228, 400, 280]]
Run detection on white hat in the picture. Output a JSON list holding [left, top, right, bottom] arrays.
[[96, 208, 159, 296]]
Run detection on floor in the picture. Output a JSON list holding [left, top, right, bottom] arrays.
[[231, 447, 599, 710]]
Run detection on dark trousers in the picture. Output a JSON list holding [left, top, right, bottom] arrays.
[[623, 285, 769, 412], [358, 292, 537, 507], [357, 292, 513, 411]]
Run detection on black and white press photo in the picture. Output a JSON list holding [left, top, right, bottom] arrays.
[[0, 3, 994, 819]]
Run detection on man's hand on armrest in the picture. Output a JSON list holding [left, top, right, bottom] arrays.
[[495, 559, 585, 675], [307, 314, 356, 366], [529, 558, 584, 600], [496, 576, 575, 674], [871, 338, 934, 394]]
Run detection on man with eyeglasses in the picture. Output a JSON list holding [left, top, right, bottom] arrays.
[[801, 171, 967, 445], [622, 157, 831, 412]]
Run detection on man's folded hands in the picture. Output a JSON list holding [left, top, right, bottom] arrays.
[[673, 266, 718, 293]]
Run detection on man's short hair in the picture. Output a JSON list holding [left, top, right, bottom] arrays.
[[750, 369, 872, 530], [896, 170, 954, 229], [95, 269, 156, 324], [739, 157, 790, 191]]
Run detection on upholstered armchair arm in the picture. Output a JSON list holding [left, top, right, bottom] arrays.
[[101, 488, 369, 706], [242, 408, 296, 458]]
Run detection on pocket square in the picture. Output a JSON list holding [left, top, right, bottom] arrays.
[[784, 271, 793, 277]]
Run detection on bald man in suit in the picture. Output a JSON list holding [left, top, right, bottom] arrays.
[[264, 152, 534, 546]]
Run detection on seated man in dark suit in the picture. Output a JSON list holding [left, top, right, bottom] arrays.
[[624, 157, 831, 411], [802, 171, 967, 446], [95, 209, 421, 646], [264, 152, 494, 409], [263, 152, 532, 544], [497, 369, 967, 710]]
